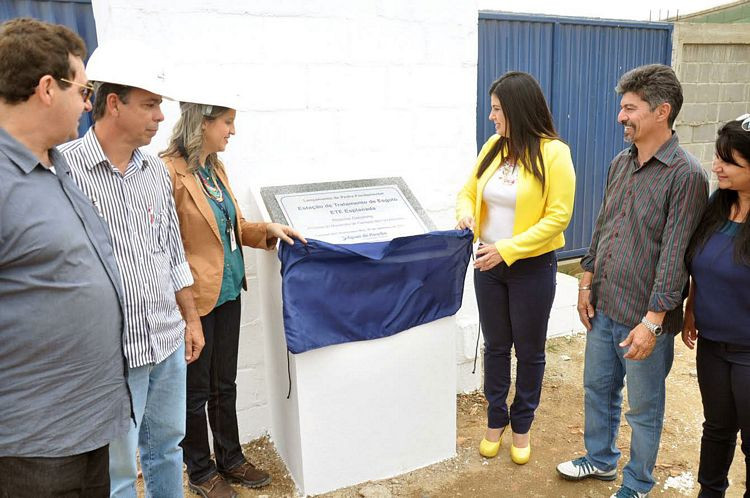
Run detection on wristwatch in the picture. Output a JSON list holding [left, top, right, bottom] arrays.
[[641, 317, 663, 336]]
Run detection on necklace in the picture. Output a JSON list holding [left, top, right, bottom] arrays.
[[195, 166, 235, 247], [195, 166, 224, 202], [496, 160, 518, 186]]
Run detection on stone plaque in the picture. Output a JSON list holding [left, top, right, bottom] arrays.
[[260, 178, 435, 244]]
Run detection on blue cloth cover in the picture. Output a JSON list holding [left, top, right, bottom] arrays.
[[278, 229, 473, 354]]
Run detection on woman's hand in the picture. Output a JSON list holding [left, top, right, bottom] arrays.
[[681, 307, 698, 350], [474, 243, 503, 271], [682, 278, 697, 350], [456, 216, 475, 231], [268, 223, 307, 246]]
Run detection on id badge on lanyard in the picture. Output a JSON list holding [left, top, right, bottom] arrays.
[[217, 200, 237, 252], [229, 224, 237, 252]]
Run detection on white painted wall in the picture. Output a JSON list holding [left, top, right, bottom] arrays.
[[92, 0, 487, 443]]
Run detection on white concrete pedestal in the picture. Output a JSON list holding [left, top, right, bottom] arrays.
[[254, 220, 457, 496]]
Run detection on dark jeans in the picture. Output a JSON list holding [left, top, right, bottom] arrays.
[[474, 250, 557, 433], [181, 297, 246, 484], [697, 337, 750, 498], [0, 445, 109, 497]]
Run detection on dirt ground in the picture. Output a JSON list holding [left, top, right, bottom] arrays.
[[164, 333, 746, 498]]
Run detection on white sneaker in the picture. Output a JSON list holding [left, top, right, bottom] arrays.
[[556, 456, 617, 481], [610, 485, 648, 498]]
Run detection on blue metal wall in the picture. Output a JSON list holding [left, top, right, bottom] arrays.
[[478, 13, 672, 259], [1, 0, 97, 136]]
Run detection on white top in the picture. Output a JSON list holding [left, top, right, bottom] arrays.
[[479, 160, 518, 245]]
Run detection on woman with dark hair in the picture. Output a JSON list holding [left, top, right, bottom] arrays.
[[161, 96, 305, 498], [683, 115, 750, 498], [456, 71, 575, 464]]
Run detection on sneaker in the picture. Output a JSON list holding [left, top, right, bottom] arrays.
[[556, 456, 617, 481], [220, 461, 272, 488], [188, 473, 238, 498], [610, 485, 648, 498]]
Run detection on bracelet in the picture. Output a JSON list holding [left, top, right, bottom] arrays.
[[578, 285, 591, 291]]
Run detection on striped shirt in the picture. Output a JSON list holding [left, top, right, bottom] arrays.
[[60, 128, 194, 368], [581, 133, 708, 334]]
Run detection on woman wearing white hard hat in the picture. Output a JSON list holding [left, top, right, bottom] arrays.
[[161, 94, 304, 498]]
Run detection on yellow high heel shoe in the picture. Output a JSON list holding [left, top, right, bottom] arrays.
[[479, 428, 505, 458], [510, 433, 531, 465]]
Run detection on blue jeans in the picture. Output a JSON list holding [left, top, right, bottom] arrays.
[[583, 312, 674, 494], [110, 343, 186, 498]]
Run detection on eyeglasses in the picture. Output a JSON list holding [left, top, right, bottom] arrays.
[[737, 113, 750, 132], [59, 77, 95, 103]]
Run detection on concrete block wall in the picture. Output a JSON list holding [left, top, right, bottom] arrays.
[[672, 23, 750, 189]]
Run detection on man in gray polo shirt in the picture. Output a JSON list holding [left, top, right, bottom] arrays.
[[0, 18, 131, 496]]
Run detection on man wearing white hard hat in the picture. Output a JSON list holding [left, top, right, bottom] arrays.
[[60, 40, 205, 498], [160, 84, 303, 498]]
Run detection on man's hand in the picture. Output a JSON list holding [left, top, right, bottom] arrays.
[[175, 287, 203, 364], [456, 216, 475, 231], [578, 290, 595, 331], [620, 323, 657, 360], [577, 271, 595, 331], [267, 223, 307, 246], [184, 319, 204, 364]]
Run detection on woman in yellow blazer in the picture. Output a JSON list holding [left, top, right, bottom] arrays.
[[161, 97, 304, 497], [456, 72, 575, 465]]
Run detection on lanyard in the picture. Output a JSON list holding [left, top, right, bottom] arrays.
[[195, 169, 238, 251]]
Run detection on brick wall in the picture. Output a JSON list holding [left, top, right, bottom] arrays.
[[672, 23, 750, 189]]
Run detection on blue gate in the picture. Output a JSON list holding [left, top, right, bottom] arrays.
[[0, 0, 97, 137], [478, 12, 672, 259]]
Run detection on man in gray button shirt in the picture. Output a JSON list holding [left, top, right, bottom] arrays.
[[0, 18, 131, 497]]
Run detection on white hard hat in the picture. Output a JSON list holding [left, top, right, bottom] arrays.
[[86, 39, 171, 98], [167, 65, 242, 113]]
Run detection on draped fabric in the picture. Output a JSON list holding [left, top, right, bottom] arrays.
[[278, 230, 473, 354]]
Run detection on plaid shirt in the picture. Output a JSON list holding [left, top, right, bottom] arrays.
[[581, 133, 708, 334]]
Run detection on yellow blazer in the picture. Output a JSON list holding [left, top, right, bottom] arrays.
[[456, 135, 576, 266], [164, 155, 277, 316]]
